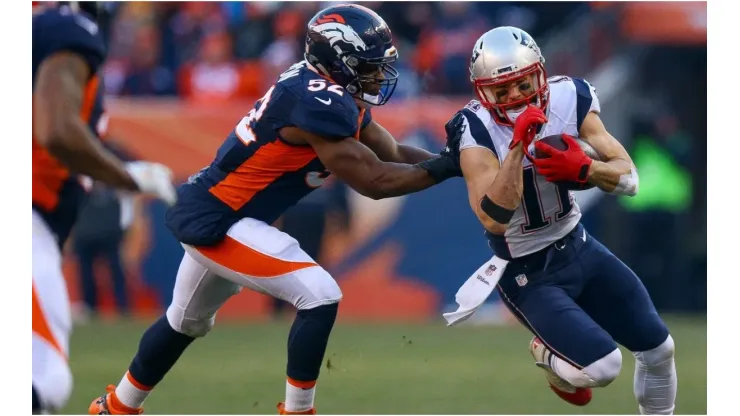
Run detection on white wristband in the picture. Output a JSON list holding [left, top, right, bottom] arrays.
[[609, 165, 639, 196]]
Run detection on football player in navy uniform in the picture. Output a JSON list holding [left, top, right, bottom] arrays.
[[32, 2, 176, 413], [449, 27, 676, 414], [89, 4, 463, 415]]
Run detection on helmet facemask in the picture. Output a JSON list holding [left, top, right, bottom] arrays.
[[345, 48, 399, 107], [473, 62, 549, 127]]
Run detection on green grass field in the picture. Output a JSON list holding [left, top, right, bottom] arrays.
[[63, 315, 706, 415]]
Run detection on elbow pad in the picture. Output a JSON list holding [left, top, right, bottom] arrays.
[[609, 165, 639, 196]]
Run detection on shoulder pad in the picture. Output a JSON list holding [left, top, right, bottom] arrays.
[[458, 103, 498, 158], [571, 78, 600, 130], [464, 100, 483, 113], [277, 64, 363, 140], [291, 90, 360, 141], [288, 72, 360, 140], [547, 75, 600, 131]]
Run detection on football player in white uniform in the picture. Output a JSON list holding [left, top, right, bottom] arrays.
[[451, 27, 677, 414]]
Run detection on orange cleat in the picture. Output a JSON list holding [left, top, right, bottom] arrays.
[[88, 385, 144, 415], [529, 337, 593, 406], [277, 402, 316, 414]]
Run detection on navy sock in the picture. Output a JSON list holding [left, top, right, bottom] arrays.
[[128, 315, 195, 387], [286, 303, 338, 381]]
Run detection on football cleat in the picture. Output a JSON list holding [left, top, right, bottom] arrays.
[[277, 402, 316, 414], [529, 337, 592, 406], [88, 385, 143, 415]]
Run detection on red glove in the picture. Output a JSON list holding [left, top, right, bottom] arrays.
[[510, 105, 548, 151], [532, 133, 593, 183]]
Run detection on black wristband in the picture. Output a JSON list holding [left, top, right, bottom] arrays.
[[416, 156, 456, 184], [577, 163, 590, 182], [480, 195, 516, 224]]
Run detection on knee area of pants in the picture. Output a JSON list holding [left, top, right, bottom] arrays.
[[583, 348, 622, 387], [293, 275, 343, 310], [35, 363, 73, 411], [634, 335, 675, 366], [312, 278, 343, 305], [166, 307, 215, 338], [297, 302, 339, 321]]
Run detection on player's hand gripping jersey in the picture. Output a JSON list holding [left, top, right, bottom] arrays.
[[459, 76, 599, 259], [167, 61, 373, 246]]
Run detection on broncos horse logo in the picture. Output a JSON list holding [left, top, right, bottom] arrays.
[[311, 15, 368, 53]]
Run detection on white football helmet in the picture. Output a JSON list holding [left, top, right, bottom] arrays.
[[469, 26, 549, 127]]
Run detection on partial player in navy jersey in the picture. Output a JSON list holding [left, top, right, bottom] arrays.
[[446, 27, 677, 414], [89, 4, 463, 415], [31, 2, 176, 413]]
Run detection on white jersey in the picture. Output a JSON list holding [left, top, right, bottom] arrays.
[[458, 76, 600, 259]]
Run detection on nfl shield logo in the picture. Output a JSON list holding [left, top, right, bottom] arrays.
[[485, 265, 497, 276], [515, 274, 528, 287]]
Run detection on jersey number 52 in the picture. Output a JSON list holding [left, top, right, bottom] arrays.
[[235, 78, 346, 145]]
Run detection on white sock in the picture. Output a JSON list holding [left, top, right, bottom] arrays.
[[114, 371, 152, 409], [633, 336, 677, 415], [550, 354, 589, 385], [550, 349, 622, 388], [285, 378, 316, 412], [634, 355, 677, 415]]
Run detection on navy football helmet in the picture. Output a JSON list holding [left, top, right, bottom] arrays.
[[305, 4, 399, 106]]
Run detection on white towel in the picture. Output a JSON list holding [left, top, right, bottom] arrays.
[[442, 255, 509, 326]]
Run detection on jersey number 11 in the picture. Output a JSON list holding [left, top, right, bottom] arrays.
[[521, 166, 574, 233]]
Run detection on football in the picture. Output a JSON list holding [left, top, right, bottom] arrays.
[[533, 135, 601, 191]]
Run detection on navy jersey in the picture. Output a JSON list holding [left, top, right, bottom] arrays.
[[167, 61, 373, 246], [32, 7, 107, 246]]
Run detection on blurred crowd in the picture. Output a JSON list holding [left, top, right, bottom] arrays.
[[98, 1, 585, 101]]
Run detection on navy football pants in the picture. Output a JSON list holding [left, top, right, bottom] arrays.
[[496, 223, 669, 368]]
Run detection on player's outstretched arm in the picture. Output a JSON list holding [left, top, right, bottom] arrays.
[[579, 112, 639, 196], [360, 120, 437, 164], [285, 126, 453, 200], [34, 52, 137, 190]]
